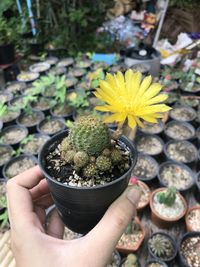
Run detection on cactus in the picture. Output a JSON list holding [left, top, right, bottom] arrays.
[[156, 186, 177, 207], [96, 156, 112, 172], [83, 163, 97, 178], [60, 137, 72, 152], [69, 115, 111, 156], [74, 151, 89, 168], [148, 234, 174, 259], [124, 254, 138, 267], [61, 150, 76, 164], [111, 148, 122, 165]]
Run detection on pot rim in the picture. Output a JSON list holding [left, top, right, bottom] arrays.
[[164, 120, 195, 141], [38, 130, 137, 190], [158, 160, 195, 191], [150, 187, 188, 222], [136, 180, 151, 210], [169, 104, 197, 122], [0, 125, 28, 146]]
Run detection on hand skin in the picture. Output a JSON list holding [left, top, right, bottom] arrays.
[[6, 166, 141, 267]]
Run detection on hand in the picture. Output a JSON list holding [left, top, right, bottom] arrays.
[[7, 166, 141, 267]]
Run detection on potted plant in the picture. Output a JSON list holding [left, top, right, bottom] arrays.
[[5, 81, 26, 95], [17, 71, 40, 83], [148, 232, 177, 264], [164, 140, 198, 169], [178, 232, 200, 267], [135, 134, 164, 161], [0, 17, 16, 64], [132, 153, 159, 184], [150, 187, 188, 228], [57, 58, 74, 68], [158, 161, 195, 192], [0, 144, 13, 177], [39, 69, 170, 234], [0, 188, 9, 232], [0, 91, 13, 104], [121, 254, 140, 267], [29, 62, 50, 74], [185, 205, 200, 232], [164, 121, 195, 142], [138, 120, 164, 136], [3, 154, 37, 179], [145, 259, 167, 267], [180, 96, 199, 110], [37, 117, 66, 136], [43, 56, 59, 66], [0, 102, 20, 127], [169, 105, 196, 123], [116, 217, 145, 253]]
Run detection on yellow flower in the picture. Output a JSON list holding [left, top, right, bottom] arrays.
[[94, 69, 171, 128]]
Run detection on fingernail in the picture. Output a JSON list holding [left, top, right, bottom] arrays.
[[127, 187, 142, 206]]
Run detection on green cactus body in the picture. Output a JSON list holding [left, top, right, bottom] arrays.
[[111, 148, 122, 165], [124, 254, 138, 267], [148, 234, 174, 259], [96, 156, 112, 172], [69, 116, 111, 156], [83, 163, 97, 178], [60, 137, 72, 152], [61, 150, 76, 164], [156, 186, 177, 206], [74, 151, 89, 168]]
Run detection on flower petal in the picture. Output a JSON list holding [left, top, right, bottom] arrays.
[[128, 115, 136, 128]]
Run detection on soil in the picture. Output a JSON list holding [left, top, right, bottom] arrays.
[[187, 208, 200, 231], [165, 93, 179, 105], [11, 96, 25, 107], [136, 136, 163, 155], [45, 138, 130, 187], [1, 127, 27, 145], [65, 77, 78, 88], [44, 57, 58, 65], [146, 263, 166, 267], [5, 157, 37, 178], [68, 68, 86, 77], [32, 97, 53, 111], [1, 109, 20, 123], [40, 119, 65, 135], [140, 121, 163, 134], [57, 58, 74, 67], [153, 191, 185, 218], [49, 66, 66, 76], [107, 251, 121, 267], [166, 141, 196, 163], [165, 123, 194, 140], [18, 112, 43, 127], [132, 155, 157, 179], [76, 60, 91, 69], [137, 181, 150, 209], [0, 92, 12, 103], [160, 164, 193, 190], [77, 81, 90, 90], [23, 86, 40, 96], [6, 82, 26, 94], [17, 72, 39, 82], [43, 86, 55, 97], [170, 107, 196, 122], [0, 182, 6, 196], [117, 220, 143, 249], [0, 146, 12, 166], [22, 135, 49, 155], [181, 236, 200, 267], [52, 104, 73, 117], [180, 97, 199, 108], [30, 63, 50, 73]]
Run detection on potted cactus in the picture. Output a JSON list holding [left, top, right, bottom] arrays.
[[150, 187, 188, 228], [39, 69, 170, 234], [121, 254, 140, 267], [148, 232, 177, 264]]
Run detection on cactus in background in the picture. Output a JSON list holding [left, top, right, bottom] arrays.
[[96, 155, 112, 171], [124, 254, 138, 267], [156, 186, 177, 207], [74, 151, 89, 168], [148, 234, 174, 259], [69, 115, 111, 156]]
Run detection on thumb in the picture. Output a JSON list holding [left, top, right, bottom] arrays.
[[85, 186, 141, 259]]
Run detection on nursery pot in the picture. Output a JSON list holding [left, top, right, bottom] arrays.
[[150, 188, 188, 229], [145, 259, 168, 267], [0, 144, 13, 177], [178, 232, 200, 267], [0, 44, 15, 64], [185, 205, 200, 232], [39, 130, 137, 234], [195, 171, 200, 203]]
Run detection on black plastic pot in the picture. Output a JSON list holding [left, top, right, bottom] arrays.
[[164, 121, 196, 143], [0, 125, 28, 149], [50, 105, 74, 120], [0, 91, 13, 104], [43, 57, 58, 66], [164, 140, 198, 170], [178, 232, 200, 267], [195, 171, 200, 203], [132, 153, 159, 185], [28, 40, 45, 55], [137, 120, 164, 136], [196, 126, 200, 147], [134, 133, 164, 162], [37, 117, 66, 136], [16, 110, 45, 134], [145, 259, 168, 267], [39, 130, 137, 234], [0, 144, 13, 177], [2, 154, 38, 180], [148, 232, 177, 264], [8, 95, 25, 109], [158, 161, 195, 194], [47, 48, 67, 58], [5, 81, 26, 95], [1, 108, 21, 128], [0, 43, 15, 64], [31, 97, 53, 116], [169, 105, 197, 125]]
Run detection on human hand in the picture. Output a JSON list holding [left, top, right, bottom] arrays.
[[7, 166, 141, 267]]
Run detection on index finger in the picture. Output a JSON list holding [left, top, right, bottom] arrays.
[[6, 166, 45, 228]]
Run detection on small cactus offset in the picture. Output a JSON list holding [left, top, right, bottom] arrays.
[[148, 234, 174, 259], [124, 254, 138, 267], [156, 186, 177, 206], [59, 115, 126, 180]]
